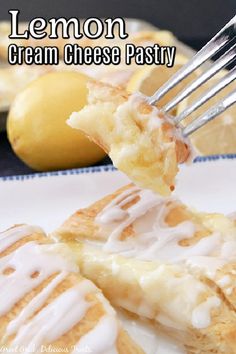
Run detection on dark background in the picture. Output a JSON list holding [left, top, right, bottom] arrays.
[[0, 0, 236, 176], [1, 0, 236, 42]]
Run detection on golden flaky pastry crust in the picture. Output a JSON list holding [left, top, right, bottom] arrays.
[[0, 224, 144, 353], [54, 184, 236, 354], [68, 81, 190, 196]]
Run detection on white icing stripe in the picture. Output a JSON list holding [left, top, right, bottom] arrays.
[[97, 186, 140, 224], [7, 271, 68, 336], [186, 256, 226, 278], [101, 189, 164, 253], [220, 241, 236, 258], [1, 226, 120, 349], [191, 297, 221, 329], [226, 287, 233, 295], [96, 188, 234, 266], [96, 292, 116, 316], [216, 275, 231, 287], [0, 242, 78, 316], [72, 315, 119, 354], [0, 225, 43, 254], [95, 187, 231, 331], [12, 280, 95, 348], [97, 188, 217, 262], [118, 310, 186, 354]]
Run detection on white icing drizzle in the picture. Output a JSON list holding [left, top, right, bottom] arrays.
[[0, 225, 43, 254], [116, 93, 164, 133], [96, 292, 116, 316], [191, 296, 221, 329], [226, 287, 233, 295], [0, 242, 77, 316], [12, 280, 95, 348], [98, 188, 166, 254], [185, 256, 226, 278], [217, 275, 231, 287], [1, 225, 120, 351], [119, 309, 186, 354], [156, 313, 185, 331], [97, 186, 140, 225], [216, 275, 235, 297], [220, 241, 236, 258], [95, 188, 236, 330], [122, 93, 190, 152], [72, 292, 119, 354], [96, 188, 222, 263], [72, 315, 119, 354], [7, 271, 68, 336]]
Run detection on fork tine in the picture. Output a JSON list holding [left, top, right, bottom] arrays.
[[148, 15, 236, 105], [182, 89, 236, 136], [175, 66, 236, 123], [162, 43, 236, 112]]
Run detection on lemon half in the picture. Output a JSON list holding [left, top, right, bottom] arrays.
[[177, 76, 236, 155], [126, 54, 190, 112]]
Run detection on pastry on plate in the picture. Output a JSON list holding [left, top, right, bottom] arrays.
[[0, 224, 144, 353], [54, 184, 236, 354], [67, 81, 190, 196]]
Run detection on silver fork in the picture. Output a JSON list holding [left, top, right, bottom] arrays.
[[148, 15, 236, 136]]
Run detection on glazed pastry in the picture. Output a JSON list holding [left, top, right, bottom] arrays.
[[54, 184, 236, 354], [67, 81, 190, 196], [0, 224, 144, 353]]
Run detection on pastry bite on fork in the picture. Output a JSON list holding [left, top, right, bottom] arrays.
[[0, 224, 144, 353], [67, 81, 190, 196], [54, 184, 236, 354]]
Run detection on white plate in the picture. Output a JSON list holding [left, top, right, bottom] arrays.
[[0, 155, 235, 354], [0, 155, 236, 233]]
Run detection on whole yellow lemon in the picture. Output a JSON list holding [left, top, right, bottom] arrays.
[[7, 71, 106, 171]]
